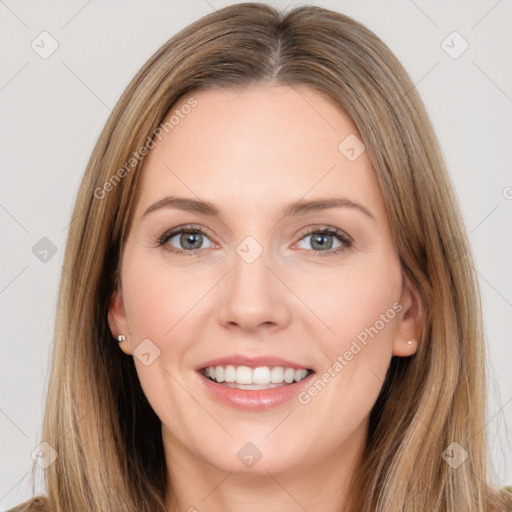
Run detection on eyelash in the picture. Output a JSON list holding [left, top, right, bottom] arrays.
[[155, 224, 353, 258]]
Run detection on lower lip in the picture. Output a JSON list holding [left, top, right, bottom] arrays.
[[198, 371, 315, 411]]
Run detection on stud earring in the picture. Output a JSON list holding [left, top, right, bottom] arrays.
[[117, 334, 126, 343], [407, 340, 413, 345]]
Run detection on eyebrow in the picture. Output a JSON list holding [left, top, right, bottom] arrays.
[[142, 196, 375, 221]]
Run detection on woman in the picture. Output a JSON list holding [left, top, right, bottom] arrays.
[[11, 3, 511, 511]]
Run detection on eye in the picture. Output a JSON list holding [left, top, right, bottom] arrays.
[[157, 225, 215, 255], [156, 225, 352, 257], [295, 227, 352, 256]]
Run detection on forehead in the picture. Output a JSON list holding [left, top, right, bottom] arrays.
[[134, 84, 385, 224]]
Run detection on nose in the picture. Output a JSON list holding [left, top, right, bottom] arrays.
[[217, 243, 291, 334]]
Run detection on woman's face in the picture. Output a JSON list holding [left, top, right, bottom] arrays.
[[109, 84, 421, 477]]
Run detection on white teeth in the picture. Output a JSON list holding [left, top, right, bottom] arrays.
[[294, 369, 308, 382], [222, 382, 283, 390], [253, 366, 271, 384], [284, 368, 295, 383], [236, 366, 252, 384], [270, 367, 284, 383], [224, 365, 236, 382], [202, 365, 311, 386]]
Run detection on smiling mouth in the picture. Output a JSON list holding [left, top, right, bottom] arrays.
[[200, 365, 315, 390]]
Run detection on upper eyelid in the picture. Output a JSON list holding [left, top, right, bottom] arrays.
[[160, 224, 217, 244]]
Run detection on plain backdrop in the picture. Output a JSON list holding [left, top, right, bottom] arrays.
[[1, 0, 511, 509]]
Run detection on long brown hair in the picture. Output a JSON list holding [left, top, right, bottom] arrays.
[[14, 3, 511, 511]]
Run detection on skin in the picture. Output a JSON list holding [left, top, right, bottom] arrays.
[[108, 84, 423, 512]]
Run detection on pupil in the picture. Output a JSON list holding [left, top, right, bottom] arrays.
[[312, 234, 332, 250], [182, 232, 202, 249]]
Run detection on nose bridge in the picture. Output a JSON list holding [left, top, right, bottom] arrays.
[[216, 233, 290, 331]]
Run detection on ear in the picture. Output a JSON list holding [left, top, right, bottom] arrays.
[[108, 285, 133, 356], [392, 273, 424, 357]]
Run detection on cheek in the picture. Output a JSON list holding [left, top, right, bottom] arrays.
[[296, 257, 402, 349], [294, 258, 401, 408], [119, 255, 208, 430], [122, 252, 211, 344]]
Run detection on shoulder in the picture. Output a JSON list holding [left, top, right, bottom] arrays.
[[6, 496, 49, 512], [502, 486, 512, 511]]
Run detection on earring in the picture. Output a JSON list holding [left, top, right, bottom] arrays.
[[407, 340, 413, 345], [117, 334, 126, 343]]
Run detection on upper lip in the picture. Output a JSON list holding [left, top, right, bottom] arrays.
[[195, 354, 314, 371]]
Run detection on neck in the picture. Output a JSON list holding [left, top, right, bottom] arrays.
[[162, 425, 365, 512]]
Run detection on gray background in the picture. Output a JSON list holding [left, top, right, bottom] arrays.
[[1, 0, 511, 508]]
